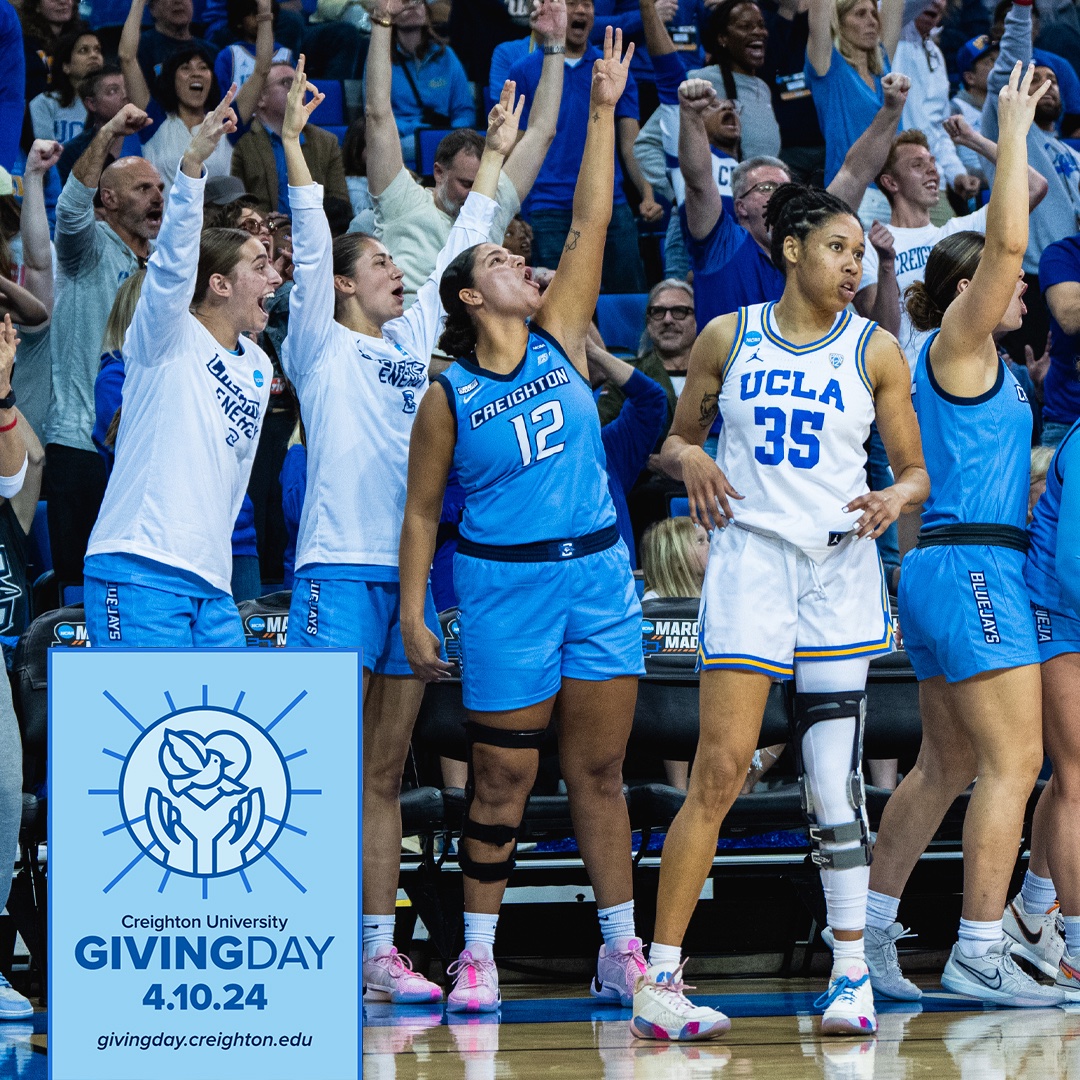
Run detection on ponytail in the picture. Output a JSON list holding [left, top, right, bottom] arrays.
[[437, 245, 483, 358]]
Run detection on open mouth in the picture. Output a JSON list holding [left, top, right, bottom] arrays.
[[839, 282, 856, 299], [392, 285, 404, 300], [258, 291, 274, 314], [146, 208, 163, 225], [569, 16, 589, 34]]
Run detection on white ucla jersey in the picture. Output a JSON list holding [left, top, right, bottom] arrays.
[[717, 302, 878, 561], [282, 183, 498, 572]]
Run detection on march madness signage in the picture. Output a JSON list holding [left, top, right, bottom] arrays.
[[49, 649, 361, 1080]]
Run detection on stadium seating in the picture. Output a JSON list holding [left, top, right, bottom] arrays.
[[595, 293, 648, 355]]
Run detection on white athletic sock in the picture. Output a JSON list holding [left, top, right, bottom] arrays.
[[362, 913, 396, 960], [1063, 916, 1080, 957], [831, 933, 865, 967], [463, 911, 499, 951], [866, 889, 901, 932], [957, 917, 1002, 958], [1020, 870, 1057, 914], [648, 941, 682, 977], [597, 900, 636, 949]]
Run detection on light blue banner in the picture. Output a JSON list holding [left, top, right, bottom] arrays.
[[48, 649, 361, 1080]]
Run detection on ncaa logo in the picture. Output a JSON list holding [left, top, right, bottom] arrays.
[[745, 331, 762, 346], [830, 353, 843, 368], [641, 620, 655, 635], [248, 616, 266, 633], [253, 370, 264, 387], [56, 623, 75, 642]]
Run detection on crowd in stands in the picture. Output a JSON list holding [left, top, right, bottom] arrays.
[[0, 0, 1076, 1005]]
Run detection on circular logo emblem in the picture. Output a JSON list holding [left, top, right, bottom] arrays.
[[641, 619, 655, 635], [247, 616, 266, 633], [744, 331, 762, 346], [253, 370, 264, 388], [118, 706, 290, 879], [56, 623, 75, 641]]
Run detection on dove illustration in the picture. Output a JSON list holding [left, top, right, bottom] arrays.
[[159, 729, 248, 800]]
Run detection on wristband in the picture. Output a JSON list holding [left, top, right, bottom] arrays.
[[371, 13, 393, 26], [256, 11, 273, 20], [0, 416, 17, 434], [542, 43, 566, 55]]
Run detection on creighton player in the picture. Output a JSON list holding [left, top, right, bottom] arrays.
[[279, 61, 518, 1005], [84, 89, 280, 647], [634, 184, 928, 1040], [399, 28, 646, 1014], [866, 62, 1064, 1009]]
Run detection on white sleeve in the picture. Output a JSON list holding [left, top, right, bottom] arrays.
[[859, 242, 880, 292], [658, 102, 685, 205], [387, 191, 499, 361], [125, 165, 205, 368], [0, 454, 27, 499], [282, 182, 335, 381]]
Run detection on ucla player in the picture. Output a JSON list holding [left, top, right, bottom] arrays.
[[84, 88, 280, 647], [863, 62, 1064, 1008], [279, 60, 518, 1005], [399, 28, 646, 1014], [631, 183, 928, 1040]]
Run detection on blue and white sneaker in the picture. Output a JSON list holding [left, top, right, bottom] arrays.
[[816, 961, 877, 1036], [0, 974, 32, 1020]]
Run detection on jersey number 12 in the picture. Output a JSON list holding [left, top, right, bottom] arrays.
[[510, 401, 566, 467]]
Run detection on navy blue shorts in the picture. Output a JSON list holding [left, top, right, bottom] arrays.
[[454, 539, 644, 712], [899, 545, 1040, 682]]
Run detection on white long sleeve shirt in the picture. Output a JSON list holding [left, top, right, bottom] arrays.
[[86, 167, 271, 593], [282, 183, 498, 574]]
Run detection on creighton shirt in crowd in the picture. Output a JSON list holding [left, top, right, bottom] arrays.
[[83, 167, 272, 647]]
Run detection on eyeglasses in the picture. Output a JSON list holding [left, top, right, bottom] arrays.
[[237, 217, 269, 236], [740, 180, 781, 198], [647, 305, 693, 322]]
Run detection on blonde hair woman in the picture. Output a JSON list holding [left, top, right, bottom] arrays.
[[640, 517, 708, 600]]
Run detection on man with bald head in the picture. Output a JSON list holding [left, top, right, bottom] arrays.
[[46, 104, 164, 583]]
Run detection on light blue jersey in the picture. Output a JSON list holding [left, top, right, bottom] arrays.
[[1027, 419, 1080, 614], [913, 331, 1032, 530], [435, 328, 616, 546]]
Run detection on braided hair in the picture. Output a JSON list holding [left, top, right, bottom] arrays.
[[763, 183, 857, 273], [437, 245, 483, 358]]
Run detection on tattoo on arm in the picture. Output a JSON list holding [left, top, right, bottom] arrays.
[[699, 392, 719, 429], [563, 228, 581, 253], [592, 109, 599, 122]]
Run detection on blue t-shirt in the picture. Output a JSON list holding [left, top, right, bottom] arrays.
[[510, 45, 639, 213], [1039, 236, 1080, 426], [805, 45, 891, 187], [913, 332, 1033, 530], [686, 208, 785, 330], [280, 442, 306, 590], [1027, 418, 1080, 615], [591, 0, 708, 82], [489, 36, 533, 101]]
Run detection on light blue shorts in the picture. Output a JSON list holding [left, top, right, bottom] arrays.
[[453, 539, 645, 712], [899, 545, 1040, 683], [1031, 602, 1080, 663], [286, 575, 441, 675], [83, 576, 245, 648]]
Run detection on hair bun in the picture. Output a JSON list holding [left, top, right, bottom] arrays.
[[904, 280, 943, 333]]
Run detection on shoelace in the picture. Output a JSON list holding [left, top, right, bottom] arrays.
[[375, 948, 418, 979], [447, 952, 497, 985], [814, 971, 869, 1010], [649, 961, 702, 1013]]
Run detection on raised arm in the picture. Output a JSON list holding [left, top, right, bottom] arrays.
[[535, 26, 634, 374], [639, 0, 676, 57], [14, 140, 58, 319], [72, 104, 151, 190], [7, 410, 44, 532], [879, 0, 904, 61], [399, 385, 457, 683], [619, 118, 661, 221], [806, 0, 835, 76], [0, 319, 28, 489], [118, 0, 151, 110], [658, 313, 744, 531], [935, 62, 1047, 390], [234, 0, 275, 124], [365, 0, 406, 198], [503, 0, 567, 204], [678, 78, 723, 240], [942, 112, 1047, 209], [828, 71, 909, 209]]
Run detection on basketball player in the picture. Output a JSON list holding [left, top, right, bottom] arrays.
[[862, 62, 1064, 1008], [83, 89, 281, 646], [632, 183, 929, 1039], [398, 28, 646, 1014], [279, 61, 519, 1004]]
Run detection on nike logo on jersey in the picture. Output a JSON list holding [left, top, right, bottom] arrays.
[[1008, 903, 1044, 945], [457, 378, 480, 404], [952, 957, 1003, 991]]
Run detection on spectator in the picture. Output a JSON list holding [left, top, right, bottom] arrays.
[[1039, 236, 1080, 446], [0, 1, 23, 174], [279, 421, 305, 590], [20, 0, 82, 104], [598, 277, 695, 444], [992, 0, 1080, 137], [951, 34, 998, 183], [893, 0, 982, 206], [678, 73, 908, 329], [510, 0, 655, 292], [121, 0, 273, 194], [1032, 0, 1080, 79], [447, 0, 532, 86], [28, 30, 102, 145], [503, 214, 534, 261], [213, 0, 294, 91], [8, 141, 58, 439], [805, 0, 903, 220], [45, 104, 164, 585], [489, 0, 553, 101], [365, 0, 566, 307], [55, 66, 140, 184], [760, 0, 826, 184], [982, 0, 1080, 357], [136, 0, 218, 84], [857, 123, 1047, 372], [389, 0, 475, 169], [231, 60, 350, 222], [341, 116, 373, 227]]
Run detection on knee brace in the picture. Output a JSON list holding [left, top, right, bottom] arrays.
[[457, 720, 546, 883], [789, 691, 872, 871]]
